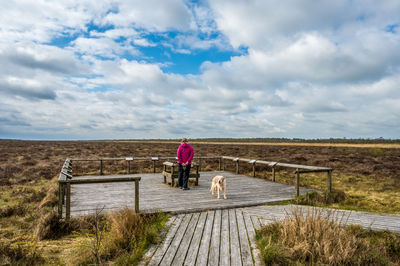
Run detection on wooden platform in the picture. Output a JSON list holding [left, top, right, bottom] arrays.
[[141, 205, 400, 265], [68, 171, 314, 217]]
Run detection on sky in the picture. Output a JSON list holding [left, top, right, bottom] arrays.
[[0, 0, 400, 140]]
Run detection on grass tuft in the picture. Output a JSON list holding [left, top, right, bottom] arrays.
[[34, 211, 77, 240], [72, 207, 169, 265], [256, 208, 399, 265]]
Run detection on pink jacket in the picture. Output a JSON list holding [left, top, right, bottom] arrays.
[[177, 142, 194, 164]]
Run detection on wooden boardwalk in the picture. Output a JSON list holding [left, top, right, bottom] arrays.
[[68, 171, 314, 217], [141, 205, 400, 266]]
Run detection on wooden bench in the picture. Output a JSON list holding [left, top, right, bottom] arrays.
[[162, 162, 200, 187]]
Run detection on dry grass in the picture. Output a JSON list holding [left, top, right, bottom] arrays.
[[70, 207, 169, 265], [1, 140, 399, 264], [257, 208, 400, 265]]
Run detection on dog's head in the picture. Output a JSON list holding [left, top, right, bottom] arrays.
[[218, 176, 224, 184]]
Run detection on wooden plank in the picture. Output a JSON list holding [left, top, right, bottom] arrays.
[[208, 209, 221, 266], [147, 214, 185, 266], [139, 215, 178, 266], [159, 213, 193, 265], [196, 211, 215, 266], [243, 211, 262, 266], [229, 209, 242, 266], [172, 213, 200, 265], [62, 176, 141, 184], [219, 209, 230, 266], [184, 212, 208, 266], [236, 209, 253, 266], [251, 215, 261, 231]]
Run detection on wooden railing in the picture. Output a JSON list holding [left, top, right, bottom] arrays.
[[58, 155, 333, 218], [221, 156, 333, 196], [58, 159, 141, 220], [70, 156, 222, 175]]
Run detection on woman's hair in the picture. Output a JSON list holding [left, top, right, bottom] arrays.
[[181, 138, 188, 143]]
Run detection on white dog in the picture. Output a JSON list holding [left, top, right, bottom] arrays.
[[210, 175, 227, 199]]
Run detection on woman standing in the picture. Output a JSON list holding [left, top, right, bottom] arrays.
[[177, 138, 194, 190]]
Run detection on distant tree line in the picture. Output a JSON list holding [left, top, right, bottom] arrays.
[[186, 137, 400, 144]]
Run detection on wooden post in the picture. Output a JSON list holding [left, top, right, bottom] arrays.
[[327, 170, 332, 193], [66, 182, 71, 220], [100, 160, 103, 175], [199, 157, 202, 171], [195, 165, 199, 186], [236, 160, 239, 174], [218, 157, 222, 171], [295, 169, 300, 197], [272, 167, 276, 182], [128, 161, 131, 174], [153, 160, 156, 173], [171, 165, 175, 186], [135, 179, 139, 213], [58, 183, 63, 217], [223, 159, 226, 171], [61, 183, 65, 204], [252, 163, 256, 177], [163, 164, 166, 183]]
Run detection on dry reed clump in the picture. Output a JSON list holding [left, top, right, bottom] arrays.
[[73, 207, 168, 265], [257, 208, 389, 265], [34, 210, 78, 240], [37, 179, 58, 209]]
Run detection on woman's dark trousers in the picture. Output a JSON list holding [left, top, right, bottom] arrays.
[[178, 163, 191, 188]]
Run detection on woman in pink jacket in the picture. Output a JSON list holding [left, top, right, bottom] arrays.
[[177, 138, 194, 190]]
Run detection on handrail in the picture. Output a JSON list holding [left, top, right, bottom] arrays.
[[57, 157, 141, 220], [221, 156, 333, 196], [59, 155, 334, 212]]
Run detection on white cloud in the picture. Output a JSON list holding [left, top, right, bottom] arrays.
[[1, 0, 400, 139], [103, 0, 192, 31], [70, 37, 139, 58]]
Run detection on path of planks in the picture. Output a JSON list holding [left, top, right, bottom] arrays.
[[141, 205, 400, 266], [68, 171, 315, 217]]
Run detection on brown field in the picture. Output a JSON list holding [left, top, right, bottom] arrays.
[[1, 139, 400, 212], [1, 139, 400, 183], [0, 139, 399, 264]]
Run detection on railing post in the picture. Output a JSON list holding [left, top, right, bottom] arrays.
[[153, 160, 156, 173], [249, 160, 256, 177], [272, 167, 276, 182], [135, 179, 139, 213], [58, 183, 63, 217], [199, 157, 202, 171], [295, 169, 300, 197], [218, 157, 222, 171], [66, 182, 71, 220], [171, 165, 175, 186], [235, 160, 239, 174], [223, 159, 226, 171], [327, 170, 332, 193], [128, 161, 131, 174], [163, 164, 166, 183], [100, 159, 103, 175]]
